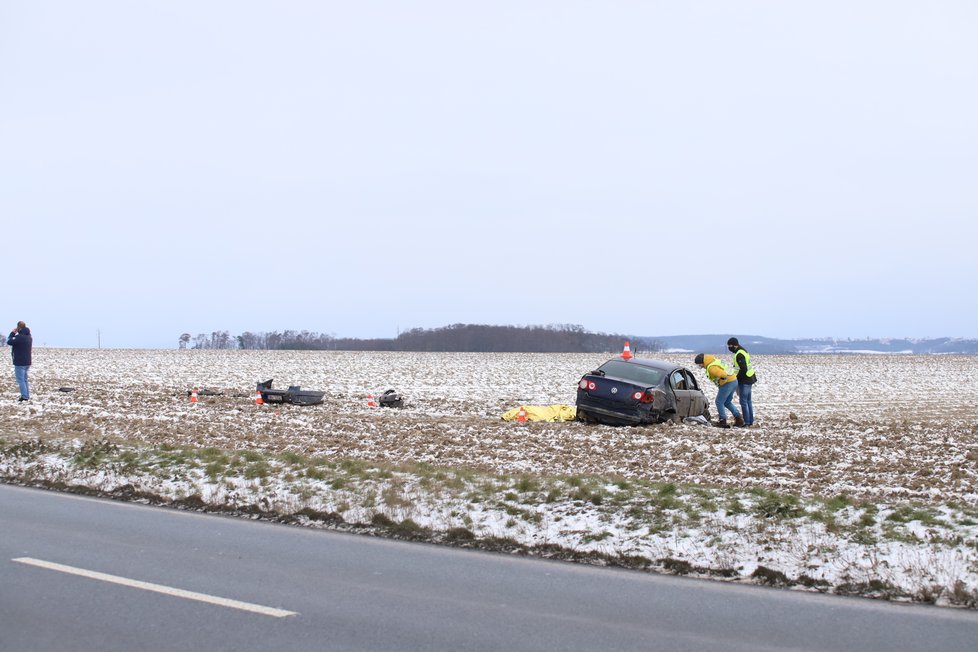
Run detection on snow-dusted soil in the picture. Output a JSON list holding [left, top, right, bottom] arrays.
[[3, 350, 978, 605], [6, 350, 976, 502]]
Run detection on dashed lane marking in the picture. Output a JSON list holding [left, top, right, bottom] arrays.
[[12, 557, 297, 618]]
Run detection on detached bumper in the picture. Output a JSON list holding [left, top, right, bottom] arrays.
[[257, 379, 325, 406]]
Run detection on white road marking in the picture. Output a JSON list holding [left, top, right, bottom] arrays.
[[12, 557, 297, 618]]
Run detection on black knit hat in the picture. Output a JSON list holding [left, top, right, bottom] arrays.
[[726, 337, 739, 347], [693, 353, 705, 365]]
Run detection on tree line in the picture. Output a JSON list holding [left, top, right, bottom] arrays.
[[178, 324, 662, 353]]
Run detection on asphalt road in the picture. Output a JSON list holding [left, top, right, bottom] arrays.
[[2, 484, 976, 651]]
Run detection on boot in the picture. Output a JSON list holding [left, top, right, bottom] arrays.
[[714, 419, 730, 429], [734, 415, 746, 427]]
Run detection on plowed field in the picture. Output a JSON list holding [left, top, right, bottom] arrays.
[[5, 350, 977, 504]]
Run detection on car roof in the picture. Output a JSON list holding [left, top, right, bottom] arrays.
[[600, 358, 680, 373]]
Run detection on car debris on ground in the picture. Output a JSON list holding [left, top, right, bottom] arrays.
[[185, 389, 224, 397], [256, 379, 325, 406], [377, 389, 404, 408]]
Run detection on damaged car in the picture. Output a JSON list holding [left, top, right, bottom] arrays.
[[575, 358, 710, 426]]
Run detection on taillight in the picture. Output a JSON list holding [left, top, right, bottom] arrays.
[[578, 379, 588, 390], [579, 379, 596, 391], [640, 390, 655, 404], [632, 391, 644, 400]]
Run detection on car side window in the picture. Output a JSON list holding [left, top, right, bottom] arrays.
[[683, 370, 699, 391], [670, 370, 686, 390]]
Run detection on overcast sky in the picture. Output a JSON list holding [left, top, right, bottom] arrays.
[[2, 1, 976, 348]]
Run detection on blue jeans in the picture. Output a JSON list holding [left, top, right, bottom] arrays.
[[14, 365, 30, 399], [737, 382, 754, 425], [715, 381, 740, 421]]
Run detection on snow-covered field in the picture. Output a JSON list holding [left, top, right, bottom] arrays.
[[3, 350, 978, 605]]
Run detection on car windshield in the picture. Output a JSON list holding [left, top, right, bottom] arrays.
[[596, 360, 665, 387]]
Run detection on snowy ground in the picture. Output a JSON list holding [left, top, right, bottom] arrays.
[[2, 350, 977, 606]]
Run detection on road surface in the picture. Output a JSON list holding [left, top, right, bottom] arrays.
[[2, 483, 976, 651]]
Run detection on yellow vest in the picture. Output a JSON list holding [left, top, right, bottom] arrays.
[[705, 358, 733, 385], [734, 349, 755, 378]]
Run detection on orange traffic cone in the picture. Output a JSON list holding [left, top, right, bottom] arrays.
[[367, 394, 377, 408], [189, 390, 198, 403], [254, 390, 264, 406], [621, 341, 634, 360], [517, 406, 527, 423]]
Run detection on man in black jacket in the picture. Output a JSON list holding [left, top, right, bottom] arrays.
[[727, 337, 757, 426], [7, 321, 32, 401]]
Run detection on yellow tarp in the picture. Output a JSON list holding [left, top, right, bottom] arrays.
[[501, 405, 577, 422]]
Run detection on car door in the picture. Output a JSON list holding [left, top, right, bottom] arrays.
[[683, 369, 708, 417], [669, 369, 693, 418]]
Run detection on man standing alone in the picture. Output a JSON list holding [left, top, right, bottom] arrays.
[[727, 337, 757, 426], [7, 321, 32, 401]]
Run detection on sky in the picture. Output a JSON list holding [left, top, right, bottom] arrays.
[[2, 1, 976, 348]]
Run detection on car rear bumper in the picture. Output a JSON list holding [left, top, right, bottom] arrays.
[[576, 397, 662, 426]]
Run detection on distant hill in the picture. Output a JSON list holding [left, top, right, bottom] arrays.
[[649, 334, 978, 355], [373, 323, 644, 353], [185, 324, 657, 353], [183, 327, 978, 354]]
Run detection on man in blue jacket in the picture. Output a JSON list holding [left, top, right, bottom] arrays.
[[7, 321, 32, 401]]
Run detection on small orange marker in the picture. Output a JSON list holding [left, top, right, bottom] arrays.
[[621, 341, 633, 360]]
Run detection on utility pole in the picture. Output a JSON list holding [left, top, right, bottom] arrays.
[[97, 329, 101, 349]]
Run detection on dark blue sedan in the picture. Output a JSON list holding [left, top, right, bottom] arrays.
[[576, 357, 710, 426]]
